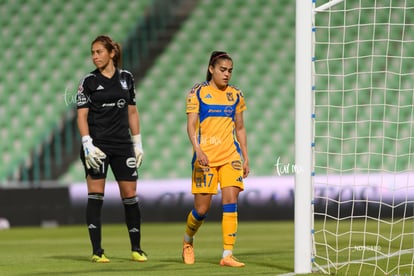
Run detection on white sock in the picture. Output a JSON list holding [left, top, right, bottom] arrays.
[[222, 250, 232, 258], [184, 233, 193, 244]]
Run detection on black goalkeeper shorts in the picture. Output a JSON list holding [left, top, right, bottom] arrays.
[[80, 143, 138, 181]]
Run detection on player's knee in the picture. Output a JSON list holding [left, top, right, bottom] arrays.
[[122, 196, 138, 205], [192, 208, 208, 220]]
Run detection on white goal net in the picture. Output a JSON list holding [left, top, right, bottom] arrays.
[[312, 0, 414, 274]]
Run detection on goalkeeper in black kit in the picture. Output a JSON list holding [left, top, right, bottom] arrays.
[[76, 35, 147, 263]]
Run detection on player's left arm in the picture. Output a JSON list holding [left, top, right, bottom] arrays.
[[128, 105, 140, 135], [235, 111, 250, 178], [127, 73, 140, 136], [128, 105, 144, 168]]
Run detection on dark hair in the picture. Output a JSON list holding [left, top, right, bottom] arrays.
[[91, 35, 122, 68], [206, 51, 232, 81]]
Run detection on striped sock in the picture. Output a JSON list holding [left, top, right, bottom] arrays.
[[86, 193, 104, 255], [222, 203, 238, 253], [184, 209, 206, 243], [123, 196, 142, 251]]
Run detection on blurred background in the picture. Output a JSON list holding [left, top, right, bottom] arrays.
[[0, 0, 293, 226]]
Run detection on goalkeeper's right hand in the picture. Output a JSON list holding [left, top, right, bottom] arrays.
[[82, 135, 106, 170]]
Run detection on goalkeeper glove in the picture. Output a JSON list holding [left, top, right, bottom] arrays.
[[131, 134, 144, 168], [82, 135, 106, 170]]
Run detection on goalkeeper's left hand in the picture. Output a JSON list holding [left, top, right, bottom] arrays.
[[132, 134, 144, 168]]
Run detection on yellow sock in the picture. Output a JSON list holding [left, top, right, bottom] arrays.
[[184, 209, 205, 242], [222, 204, 238, 251]]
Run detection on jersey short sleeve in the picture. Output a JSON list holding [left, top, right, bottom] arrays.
[[235, 89, 247, 113], [119, 70, 136, 106], [186, 83, 202, 113], [129, 84, 136, 106], [76, 73, 96, 109]]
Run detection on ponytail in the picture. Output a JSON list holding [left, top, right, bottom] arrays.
[[113, 42, 122, 68]]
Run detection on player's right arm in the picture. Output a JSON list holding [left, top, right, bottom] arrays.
[[76, 76, 91, 137], [186, 84, 209, 166], [77, 108, 89, 137], [76, 75, 106, 169], [187, 113, 209, 166]]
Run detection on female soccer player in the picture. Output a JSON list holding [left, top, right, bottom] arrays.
[[182, 51, 250, 267], [76, 35, 147, 263]]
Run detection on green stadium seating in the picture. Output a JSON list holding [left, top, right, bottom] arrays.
[[313, 3, 414, 174], [9, 0, 411, 183], [61, 0, 295, 181], [138, 0, 295, 179], [0, 0, 153, 182]]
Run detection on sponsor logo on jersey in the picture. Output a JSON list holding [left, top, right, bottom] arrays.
[[126, 157, 136, 168], [231, 160, 242, 170], [120, 79, 128, 90], [77, 92, 88, 106], [102, 103, 116, 107], [196, 166, 210, 172], [224, 106, 234, 116], [117, 99, 126, 108], [204, 93, 212, 99], [187, 95, 197, 110], [97, 85, 104, 90], [77, 85, 84, 93]]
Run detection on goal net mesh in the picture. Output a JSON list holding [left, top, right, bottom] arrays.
[[312, 0, 414, 274]]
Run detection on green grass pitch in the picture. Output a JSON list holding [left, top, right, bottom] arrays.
[[2, 220, 411, 275], [0, 221, 299, 276]]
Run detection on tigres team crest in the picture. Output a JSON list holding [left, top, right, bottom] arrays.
[[226, 92, 234, 101]]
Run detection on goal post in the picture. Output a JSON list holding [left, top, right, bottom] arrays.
[[294, 0, 314, 273], [296, 0, 414, 274]]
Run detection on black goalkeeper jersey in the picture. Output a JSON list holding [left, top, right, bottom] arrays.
[[76, 68, 136, 146]]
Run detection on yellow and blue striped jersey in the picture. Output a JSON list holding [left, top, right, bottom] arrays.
[[186, 82, 247, 166]]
